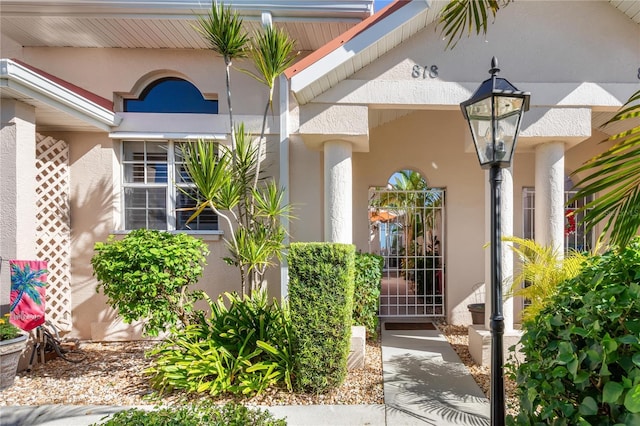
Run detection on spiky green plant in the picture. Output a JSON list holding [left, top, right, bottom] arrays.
[[241, 25, 297, 189], [181, 126, 292, 295], [195, 1, 249, 153], [504, 236, 590, 322], [186, 3, 296, 295]]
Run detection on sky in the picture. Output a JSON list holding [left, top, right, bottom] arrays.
[[374, 0, 394, 12]]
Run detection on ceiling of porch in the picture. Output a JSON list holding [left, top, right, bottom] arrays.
[[0, 0, 372, 51]]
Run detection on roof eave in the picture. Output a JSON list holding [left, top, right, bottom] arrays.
[[0, 1, 374, 20], [0, 59, 120, 131]]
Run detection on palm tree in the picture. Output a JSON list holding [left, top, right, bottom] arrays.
[[10, 263, 47, 311], [439, 0, 640, 249]]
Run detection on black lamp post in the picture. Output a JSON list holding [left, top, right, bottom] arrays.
[[460, 57, 530, 426]]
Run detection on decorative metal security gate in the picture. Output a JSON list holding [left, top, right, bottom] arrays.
[[369, 183, 445, 317]]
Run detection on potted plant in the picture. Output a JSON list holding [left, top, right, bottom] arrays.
[[0, 313, 28, 390]]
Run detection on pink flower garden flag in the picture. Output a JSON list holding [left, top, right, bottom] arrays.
[[9, 260, 47, 332]]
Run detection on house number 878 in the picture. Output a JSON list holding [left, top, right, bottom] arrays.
[[412, 64, 438, 79]]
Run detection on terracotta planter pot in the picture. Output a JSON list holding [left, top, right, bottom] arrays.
[[0, 333, 28, 390]]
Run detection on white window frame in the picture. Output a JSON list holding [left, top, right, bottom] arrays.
[[119, 139, 222, 234]]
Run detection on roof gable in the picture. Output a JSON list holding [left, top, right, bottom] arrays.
[[287, 0, 640, 105]]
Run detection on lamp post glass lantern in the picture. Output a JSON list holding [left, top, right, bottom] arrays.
[[460, 57, 530, 426], [461, 57, 530, 169]]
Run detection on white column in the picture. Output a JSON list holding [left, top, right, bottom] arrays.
[[484, 167, 514, 331], [279, 75, 290, 299], [535, 142, 565, 255], [1, 100, 37, 306], [324, 139, 352, 244]]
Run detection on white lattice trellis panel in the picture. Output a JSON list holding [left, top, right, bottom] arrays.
[[35, 134, 72, 332]]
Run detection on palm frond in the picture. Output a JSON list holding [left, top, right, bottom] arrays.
[[504, 237, 588, 322], [569, 89, 640, 249], [438, 0, 511, 49]]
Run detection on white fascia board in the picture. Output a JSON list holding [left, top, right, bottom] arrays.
[[108, 132, 227, 140], [2, 1, 373, 19], [0, 59, 119, 129], [289, 1, 429, 94]]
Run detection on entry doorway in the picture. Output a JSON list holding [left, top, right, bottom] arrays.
[[369, 170, 445, 317]]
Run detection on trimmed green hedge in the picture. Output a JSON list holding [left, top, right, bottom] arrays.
[[353, 252, 383, 339], [288, 243, 355, 392]]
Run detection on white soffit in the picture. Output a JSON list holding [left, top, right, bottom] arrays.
[[610, 0, 640, 24], [289, 0, 447, 105], [0, 59, 119, 132], [108, 132, 227, 140], [0, 1, 373, 51]]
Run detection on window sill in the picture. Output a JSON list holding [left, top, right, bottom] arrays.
[[111, 230, 223, 242]]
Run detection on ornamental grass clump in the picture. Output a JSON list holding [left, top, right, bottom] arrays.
[[508, 237, 640, 425]]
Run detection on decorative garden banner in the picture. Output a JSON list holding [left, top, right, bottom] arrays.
[[9, 260, 47, 331]]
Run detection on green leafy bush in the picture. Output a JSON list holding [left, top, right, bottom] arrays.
[[508, 238, 640, 425], [288, 243, 355, 392], [95, 402, 286, 426], [91, 229, 209, 336], [146, 290, 293, 396], [353, 252, 383, 339]]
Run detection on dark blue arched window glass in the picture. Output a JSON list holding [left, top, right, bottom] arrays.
[[124, 78, 218, 113]]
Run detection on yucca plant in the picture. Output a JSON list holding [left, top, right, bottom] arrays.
[[185, 3, 296, 295], [195, 1, 249, 154], [504, 236, 590, 323], [241, 25, 297, 187]]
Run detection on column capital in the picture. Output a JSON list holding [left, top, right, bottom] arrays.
[[298, 104, 369, 152], [518, 107, 592, 150]]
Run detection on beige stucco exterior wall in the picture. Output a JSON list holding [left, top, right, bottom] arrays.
[[42, 129, 282, 339], [352, 1, 638, 87], [5, 41, 287, 339], [17, 47, 275, 117]]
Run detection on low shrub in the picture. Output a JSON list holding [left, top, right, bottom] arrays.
[[353, 252, 383, 339], [508, 238, 640, 425], [288, 242, 355, 392], [95, 402, 286, 426], [146, 290, 293, 396], [91, 229, 209, 336]]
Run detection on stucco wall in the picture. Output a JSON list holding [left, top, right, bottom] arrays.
[[352, 0, 638, 87], [18, 47, 274, 116], [41, 129, 281, 340]]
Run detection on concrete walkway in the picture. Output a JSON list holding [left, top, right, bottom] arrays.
[[382, 323, 489, 426], [0, 323, 489, 426]]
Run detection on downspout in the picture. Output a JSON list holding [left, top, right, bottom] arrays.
[[279, 74, 290, 300]]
